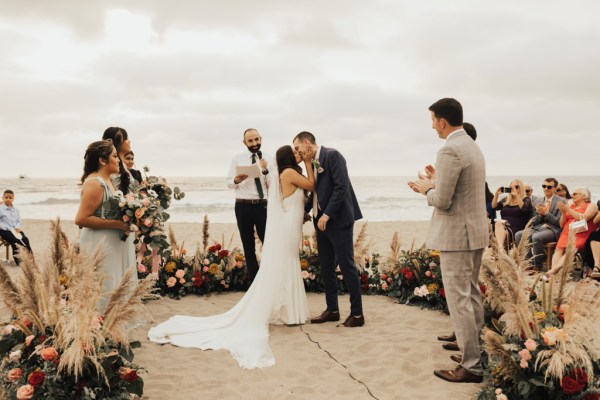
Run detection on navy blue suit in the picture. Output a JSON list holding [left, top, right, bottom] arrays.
[[307, 146, 363, 316]]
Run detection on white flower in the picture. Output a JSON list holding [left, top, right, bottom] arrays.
[[9, 350, 22, 361], [413, 285, 429, 297]]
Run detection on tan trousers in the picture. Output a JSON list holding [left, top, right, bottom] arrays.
[[440, 249, 484, 375]]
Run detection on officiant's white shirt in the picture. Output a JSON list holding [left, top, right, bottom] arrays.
[[226, 150, 271, 200]]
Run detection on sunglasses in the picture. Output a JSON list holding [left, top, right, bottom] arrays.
[[556, 188, 564, 192], [542, 185, 554, 189]]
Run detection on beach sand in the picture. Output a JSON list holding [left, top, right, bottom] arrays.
[[1, 219, 481, 400]]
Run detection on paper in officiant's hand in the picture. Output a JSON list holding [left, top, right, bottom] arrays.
[[236, 164, 261, 179]]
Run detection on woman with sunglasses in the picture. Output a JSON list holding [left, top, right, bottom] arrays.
[[491, 179, 532, 250], [556, 183, 572, 204], [547, 188, 598, 278]]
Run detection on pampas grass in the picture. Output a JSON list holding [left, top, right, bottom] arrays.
[[202, 214, 210, 251], [0, 218, 152, 382], [353, 223, 372, 272]]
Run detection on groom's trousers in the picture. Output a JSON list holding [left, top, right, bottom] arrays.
[[315, 221, 363, 317]]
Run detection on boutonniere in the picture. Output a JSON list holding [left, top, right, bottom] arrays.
[[311, 159, 324, 174]]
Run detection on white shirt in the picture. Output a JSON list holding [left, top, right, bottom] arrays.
[[226, 150, 271, 200], [0, 203, 21, 230]]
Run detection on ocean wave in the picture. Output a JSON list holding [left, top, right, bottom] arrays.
[[29, 198, 80, 205]]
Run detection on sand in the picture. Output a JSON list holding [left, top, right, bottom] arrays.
[[0, 219, 481, 400]]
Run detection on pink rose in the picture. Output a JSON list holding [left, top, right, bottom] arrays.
[[520, 359, 529, 368], [25, 335, 35, 347], [425, 271, 431, 277], [381, 282, 388, 290], [380, 273, 387, 280], [302, 270, 309, 279], [203, 266, 209, 272], [125, 194, 135, 202], [166, 277, 177, 287], [175, 269, 185, 279], [7, 368, 22, 381], [220, 280, 226, 285], [524, 339, 537, 352], [203, 259, 210, 266], [387, 277, 392, 283], [40, 347, 59, 361], [143, 218, 152, 227], [142, 198, 150, 207], [309, 273, 316, 280], [137, 263, 147, 273], [432, 274, 437, 279], [16, 384, 34, 400], [122, 215, 130, 222], [519, 348, 532, 361], [179, 278, 186, 284]]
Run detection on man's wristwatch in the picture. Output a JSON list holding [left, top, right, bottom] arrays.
[[425, 188, 433, 194]]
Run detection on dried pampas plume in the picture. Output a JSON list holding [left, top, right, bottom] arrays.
[[202, 214, 210, 251]]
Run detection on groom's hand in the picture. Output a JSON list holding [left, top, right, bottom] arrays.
[[317, 214, 330, 231], [408, 178, 434, 196]]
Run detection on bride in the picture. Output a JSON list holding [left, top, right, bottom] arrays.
[[148, 144, 315, 368]]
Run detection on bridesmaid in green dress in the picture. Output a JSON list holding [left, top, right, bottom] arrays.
[[75, 140, 129, 311]]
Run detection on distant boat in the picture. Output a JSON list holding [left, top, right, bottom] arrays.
[[19, 175, 28, 179]]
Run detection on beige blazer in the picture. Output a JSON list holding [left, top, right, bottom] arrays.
[[426, 130, 489, 251]]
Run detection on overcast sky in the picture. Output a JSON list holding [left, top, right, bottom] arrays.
[[1, 1, 598, 178]]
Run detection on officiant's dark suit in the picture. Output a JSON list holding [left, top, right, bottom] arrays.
[[294, 132, 364, 326]]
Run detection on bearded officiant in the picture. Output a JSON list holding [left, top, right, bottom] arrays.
[[226, 128, 270, 284]]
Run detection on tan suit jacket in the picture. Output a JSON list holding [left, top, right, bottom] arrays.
[[426, 130, 489, 251]]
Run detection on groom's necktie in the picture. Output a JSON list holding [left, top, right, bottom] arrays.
[[251, 153, 264, 200], [312, 162, 319, 217]]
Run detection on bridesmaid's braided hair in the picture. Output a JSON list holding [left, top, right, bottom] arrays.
[[102, 127, 131, 193], [81, 140, 114, 184]]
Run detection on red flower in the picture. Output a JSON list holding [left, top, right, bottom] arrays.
[[584, 393, 600, 400], [438, 288, 446, 298], [562, 376, 585, 395], [193, 271, 202, 287], [119, 367, 139, 382], [28, 370, 45, 386], [572, 368, 589, 385], [479, 284, 487, 295], [360, 274, 369, 284], [401, 267, 409, 274], [203, 276, 210, 283], [361, 284, 369, 290], [215, 244, 222, 251], [208, 245, 216, 253], [218, 249, 230, 259], [404, 271, 413, 280]]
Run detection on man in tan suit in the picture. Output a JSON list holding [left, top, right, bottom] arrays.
[[409, 98, 488, 383]]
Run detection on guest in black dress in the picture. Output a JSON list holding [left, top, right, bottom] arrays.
[[491, 179, 532, 251]]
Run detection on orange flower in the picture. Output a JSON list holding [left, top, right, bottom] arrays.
[[40, 347, 59, 362], [16, 384, 34, 399], [164, 261, 177, 273], [208, 263, 219, 275], [134, 207, 146, 219], [166, 277, 177, 287], [300, 259, 309, 270], [7, 368, 22, 381]]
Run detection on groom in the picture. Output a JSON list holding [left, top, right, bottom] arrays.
[[293, 131, 364, 327]]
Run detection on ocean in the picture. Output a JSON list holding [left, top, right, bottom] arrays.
[[1, 176, 599, 224]]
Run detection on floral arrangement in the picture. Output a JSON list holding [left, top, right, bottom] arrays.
[[378, 235, 448, 313], [477, 228, 600, 399], [300, 235, 324, 292], [0, 220, 152, 399]]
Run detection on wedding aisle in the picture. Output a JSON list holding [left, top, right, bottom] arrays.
[[132, 292, 480, 400]]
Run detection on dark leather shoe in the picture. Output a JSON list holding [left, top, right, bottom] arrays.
[[310, 310, 340, 324], [450, 354, 462, 363], [434, 365, 482, 383], [437, 332, 456, 342], [339, 315, 364, 327], [442, 341, 460, 351]]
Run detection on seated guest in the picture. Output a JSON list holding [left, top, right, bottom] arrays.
[[0, 190, 33, 265], [485, 182, 496, 227], [556, 183, 572, 204], [524, 183, 538, 203], [547, 188, 598, 277], [585, 200, 600, 278], [492, 179, 532, 250], [515, 178, 566, 270]]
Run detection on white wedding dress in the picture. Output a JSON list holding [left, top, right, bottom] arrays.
[[148, 179, 309, 369]]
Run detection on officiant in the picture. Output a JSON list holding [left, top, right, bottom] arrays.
[[226, 128, 270, 283]]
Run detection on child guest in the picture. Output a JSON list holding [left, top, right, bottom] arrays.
[[0, 190, 33, 265]]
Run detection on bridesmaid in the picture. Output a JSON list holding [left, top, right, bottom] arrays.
[[75, 140, 129, 310], [102, 127, 137, 275]]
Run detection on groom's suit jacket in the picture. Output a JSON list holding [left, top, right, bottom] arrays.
[[530, 195, 566, 234], [307, 146, 362, 230], [426, 130, 489, 251]]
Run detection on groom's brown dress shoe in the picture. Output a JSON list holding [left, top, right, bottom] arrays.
[[434, 365, 482, 383], [339, 315, 364, 327], [450, 354, 463, 363], [442, 341, 460, 351], [310, 310, 340, 324], [437, 332, 456, 342]]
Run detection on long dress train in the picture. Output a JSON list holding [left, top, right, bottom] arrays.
[[148, 187, 309, 369]]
